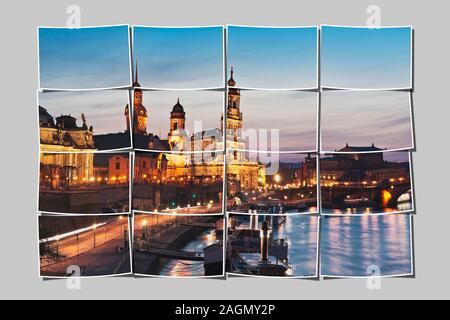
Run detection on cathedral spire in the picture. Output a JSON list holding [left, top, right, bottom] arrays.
[[134, 58, 140, 87], [228, 66, 236, 87]]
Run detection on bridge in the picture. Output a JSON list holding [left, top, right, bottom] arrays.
[[321, 181, 411, 208]]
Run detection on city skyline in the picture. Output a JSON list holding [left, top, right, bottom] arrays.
[[39, 26, 131, 89], [321, 26, 412, 89], [133, 26, 224, 89], [227, 26, 318, 89]]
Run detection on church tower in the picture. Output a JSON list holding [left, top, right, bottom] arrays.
[[225, 67, 243, 131], [168, 98, 188, 151], [126, 59, 148, 135]]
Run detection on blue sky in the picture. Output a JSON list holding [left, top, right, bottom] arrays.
[[133, 27, 224, 89], [227, 26, 318, 89], [321, 26, 412, 89], [39, 26, 131, 89], [321, 91, 413, 152], [39, 90, 129, 134]]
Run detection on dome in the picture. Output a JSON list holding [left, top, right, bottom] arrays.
[[55, 115, 78, 129], [136, 104, 147, 117], [171, 98, 185, 114], [39, 106, 55, 128]]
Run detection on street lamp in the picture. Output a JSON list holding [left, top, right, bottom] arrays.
[[93, 223, 97, 248], [142, 219, 148, 240], [274, 174, 281, 184]]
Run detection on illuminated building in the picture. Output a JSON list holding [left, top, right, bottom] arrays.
[[318, 144, 409, 186]]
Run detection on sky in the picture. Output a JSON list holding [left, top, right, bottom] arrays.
[[227, 26, 318, 89], [39, 90, 130, 135], [39, 26, 131, 89], [321, 26, 412, 89], [321, 91, 413, 152], [240, 91, 317, 152], [144, 90, 223, 137], [133, 26, 224, 89]]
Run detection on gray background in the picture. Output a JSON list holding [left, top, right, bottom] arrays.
[[0, 0, 447, 299]]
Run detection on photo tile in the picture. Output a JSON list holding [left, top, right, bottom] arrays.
[[227, 26, 318, 90], [227, 213, 319, 278], [38, 25, 132, 90], [38, 152, 131, 214], [321, 25, 413, 90], [132, 26, 225, 89], [131, 89, 225, 153], [320, 214, 414, 278], [38, 214, 132, 278], [133, 151, 225, 215], [133, 212, 225, 277], [320, 151, 414, 215], [224, 84, 318, 152], [227, 151, 318, 215], [38, 90, 132, 153], [320, 91, 414, 153]]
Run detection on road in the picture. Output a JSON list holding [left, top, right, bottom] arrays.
[[40, 217, 131, 276]]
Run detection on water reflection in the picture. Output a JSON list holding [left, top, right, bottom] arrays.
[[273, 215, 319, 277], [322, 191, 413, 215], [160, 230, 217, 277], [321, 214, 413, 277]]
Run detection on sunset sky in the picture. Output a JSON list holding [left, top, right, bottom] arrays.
[[321, 91, 414, 152], [39, 90, 130, 135]]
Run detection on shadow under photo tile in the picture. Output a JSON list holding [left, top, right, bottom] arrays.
[[38, 152, 131, 214], [133, 213, 225, 277], [38, 214, 131, 278]]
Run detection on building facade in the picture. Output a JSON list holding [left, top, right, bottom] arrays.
[[318, 145, 409, 187]]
